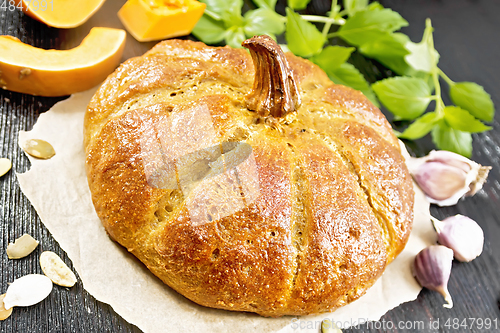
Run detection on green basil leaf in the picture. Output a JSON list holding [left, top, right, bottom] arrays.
[[431, 121, 472, 157], [200, 0, 228, 13], [252, 0, 277, 9], [358, 32, 410, 75], [337, 8, 408, 46], [225, 27, 247, 48], [449, 82, 495, 122], [367, 1, 384, 11], [404, 19, 439, 73], [398, 112, 440, 140], [244, 8, 285, 37], [200, 0, 243, 27], [221, 2, 244, 27], [362, 87, 380, 108], [311, 45, 355, 71], [288, 0, 311, 10], [344, 0, 369, 17], [192, 15, 227, 44], [404, 68, 434, 89], [202, 0, 242, 23], [372, 77, 432, 120], [443, 106, 492, 133], [327, 63, 379, 107], [285, 8, 326, 58]]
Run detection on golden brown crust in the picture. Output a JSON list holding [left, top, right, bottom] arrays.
[[285, 138, 387, 314], [85, 39, 414, 317]]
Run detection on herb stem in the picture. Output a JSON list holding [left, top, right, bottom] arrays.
[[301, 15, 345, 25], [327, 32, 339, 39], [426, 19, 444, 116], [338, 9, 348, 17], [204, 9, 221, 21], [322, 0, 339, 37], [438, 68, 455, 87]]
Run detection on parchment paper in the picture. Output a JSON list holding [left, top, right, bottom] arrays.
[[16, 88, 435, 333]]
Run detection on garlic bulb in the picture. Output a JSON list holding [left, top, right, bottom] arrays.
[[412, 245, 454, 308], [432, 215, 484, 262], [406, 150, 491, 206]]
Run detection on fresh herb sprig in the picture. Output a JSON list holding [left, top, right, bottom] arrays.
[[192, 0, 494, 157], [374, 19, 493, 157]]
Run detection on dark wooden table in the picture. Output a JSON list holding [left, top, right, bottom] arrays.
[[1, 1, 499, 332]]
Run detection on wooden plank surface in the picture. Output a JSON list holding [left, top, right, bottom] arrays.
[[0, 0, 499, 332]]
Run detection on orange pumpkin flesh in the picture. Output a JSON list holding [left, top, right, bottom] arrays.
[[14, 0, 107, 29], [118, 0, 206, 42], [0, 27, 126, 97]]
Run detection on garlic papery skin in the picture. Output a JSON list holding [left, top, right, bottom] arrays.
[[412, 245, 454, 308], [432, 215, 484, 262], [406, 150, 491, 206]]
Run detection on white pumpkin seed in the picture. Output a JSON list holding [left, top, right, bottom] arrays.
[[322, 319, 342, 333], [3, 274, 53, 310], [0, 158, 11, 177], [6, 234, 39, 259], [40, 251, 77, 287], [22, 139, 55, 159], [0, 294, 13, 320]]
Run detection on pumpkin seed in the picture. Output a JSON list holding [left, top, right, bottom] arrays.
[[0, 294, 12, 320], [22, 139, 55, 159], [18, 68, 32, 80], [40, 251, 77, 287], [322, 319, 342, 333], [6, 234, 39, 259], [0, 158, 11, 177], [2, 274, 53, 310]]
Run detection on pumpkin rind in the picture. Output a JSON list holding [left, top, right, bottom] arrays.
[[0, 27, 126, 97], [14, 0, 107, 28]]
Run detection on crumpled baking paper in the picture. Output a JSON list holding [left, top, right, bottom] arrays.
[[17, 88, 435, 333]]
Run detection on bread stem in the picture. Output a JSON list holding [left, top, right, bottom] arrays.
[[242, 35, 301, 118]]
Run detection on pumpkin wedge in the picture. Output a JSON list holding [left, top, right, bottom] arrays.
[[118, 0, 206, 42], [0, 27, 126, 97], [14, 0, 107, 28]]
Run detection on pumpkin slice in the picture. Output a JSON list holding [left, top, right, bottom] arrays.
[[118, 0, 206, 42], [0, 27, 126, 97], [14, 0, 106, 28]]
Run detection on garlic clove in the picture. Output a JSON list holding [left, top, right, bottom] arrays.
[[422, 150, 472, 173], [412, 161, 468, 202], [3, 274, 53, 310], [432, 215, 484, 262], [412, 245, 454, 308], [6, 234, 39, 259], [406, 150, 491, 206]]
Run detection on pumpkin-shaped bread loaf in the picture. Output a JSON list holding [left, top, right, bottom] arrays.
[[84, 35, 414, 317]]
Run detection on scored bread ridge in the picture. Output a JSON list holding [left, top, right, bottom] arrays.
[[84, 39, 414, 317]]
